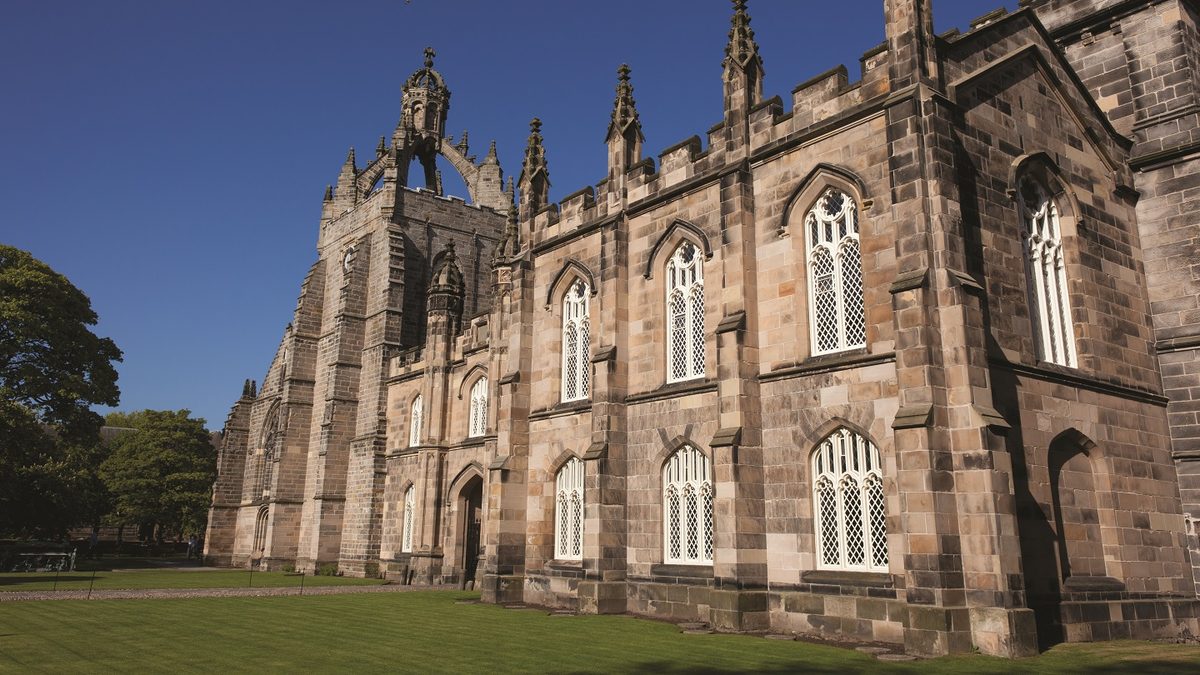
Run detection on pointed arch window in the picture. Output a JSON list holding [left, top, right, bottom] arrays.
[[805, 188, 865, 355], [401, 485, 415, 553], [1020, 177, 1077, 368], [812, 428, 888, 572], [252, 506, 269, 554], [663, 445, 713, 565], [666, 242, 705, 382], [468, 377, 488, 437], [554, 457, 584, 560], [259, 446, 274, 497], [409, 395, 423, 448], [561, 280, 591, 402]]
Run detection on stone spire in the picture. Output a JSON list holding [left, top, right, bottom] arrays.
[[375, 136, 387, 157], [483, 140, 498, 165], [608, 64, 643, 141], [518, 117, 550, 217], [724, 0, 761, 71], [722, 0, 763, 122], [607, 64, 645, 176]]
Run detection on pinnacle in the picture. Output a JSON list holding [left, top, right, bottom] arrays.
[[344, 147, 356, 168], [530, 117, 542, 135], [725, 0, 760, 68], [323, 185, 333, 201], [376, 136, 386, 156]]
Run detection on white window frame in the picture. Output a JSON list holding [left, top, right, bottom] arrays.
[[554, 457, 584, 560], [401, 485, 415, 553], [1020, 177, 1077, 368], [812, 428, 888, 572], [805, 187, 865, 356], [408, 395, 423, 448], [665, 242, 705, 383], [468, 377, 488, 437], [561, 280, 591, 402], [662, 445, 713, 566]]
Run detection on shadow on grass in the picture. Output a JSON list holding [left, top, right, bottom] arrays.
[[0, 575, 99, 587]]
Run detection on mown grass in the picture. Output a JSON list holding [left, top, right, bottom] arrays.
[[0, 568, 383, 592], [0, 591, 1197, 673]]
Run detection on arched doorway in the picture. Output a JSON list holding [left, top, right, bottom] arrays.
[[459, 476, 483, 588]]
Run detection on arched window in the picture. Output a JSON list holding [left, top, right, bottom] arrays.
[[409, 395, 423, 448], [1020, 177, 1077, 368], [805, 188, 865, 355], [561, 280, 591, 402], [554, 457, 584, 560], [259, 447, 274, 497], [813, 428, 887, 572], [666, 242, 705, 382], [252, 507, 269, 554], [468, 377, 488, 437], [663, 445, 713, 565], [401, 485, 415, 553]]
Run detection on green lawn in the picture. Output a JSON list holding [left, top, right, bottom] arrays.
[[1, 591, 1197, 673], [0, 568, 384, 592]]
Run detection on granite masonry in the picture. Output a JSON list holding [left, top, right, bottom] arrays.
[[206, 0, 1200, 657]]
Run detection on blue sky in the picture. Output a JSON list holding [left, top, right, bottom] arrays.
[[0, 0, 1015, 430]]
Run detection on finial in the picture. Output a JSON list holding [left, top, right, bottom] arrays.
[[617, 63, 631, 82], [344, 147, 356, 167], [376, 136, 386, 156], [242, 379, 250, 397], [323, 185, 333, 201], [530, 117, 542, 135], [609, 63, 642, 139], [424, 47, 436, 69], [725, 0, 761, 68]]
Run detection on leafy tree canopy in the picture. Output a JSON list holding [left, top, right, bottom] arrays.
[[100, 410, 216, 538], [0, 245, 122, 537]]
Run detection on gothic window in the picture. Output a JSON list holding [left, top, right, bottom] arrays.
[[561, 280, 591, 402], [401, 485, 415, 553], [252, 507, 269, 554], [554, 457, 584, 560], [805, 188, 865, 355], [1020, 177, 1077, 368], [666, 242, 705, 382], [812, 428, 888, 572], [663, 445, 713, 565], [468, 377, 488, 437], [409, 395, 423, 448], [259, 447, 274, 497]]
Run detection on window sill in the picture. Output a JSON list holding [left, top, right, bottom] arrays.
[[529, 399, 593, 421], [801, 569, 893, 588], [760, 349, 893, 383], [547, 559, 583, 571], [626, 379, 718, 405], [650, 563, 714, 581], [1063, 575, 1125, 592]]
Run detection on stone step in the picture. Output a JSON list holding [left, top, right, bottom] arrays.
[[682, 629, 714, 635], [678, 622, 709, 630], [876, 653, 917, 662], [764, 634, 796, 641], [855, 646, 891, 655]]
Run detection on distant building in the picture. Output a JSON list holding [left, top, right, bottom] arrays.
[[206, 0, 1200, 657]]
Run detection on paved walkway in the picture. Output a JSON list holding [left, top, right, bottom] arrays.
[[0, 583, 459, 602]]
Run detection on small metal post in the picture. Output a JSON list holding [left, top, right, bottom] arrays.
[[299, 571, 305, 597], [248, 565, 254, 588], [52, 567, 60, 592], [87, 569, 97, 600]]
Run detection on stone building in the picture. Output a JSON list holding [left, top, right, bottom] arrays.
[[205, 0, 1200, 657]]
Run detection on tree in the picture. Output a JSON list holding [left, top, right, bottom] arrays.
[[100, 410, 216, 540], [0, 245, 122, 537]]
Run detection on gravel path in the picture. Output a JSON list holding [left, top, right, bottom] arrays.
[[0, 583, 459, 602]]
